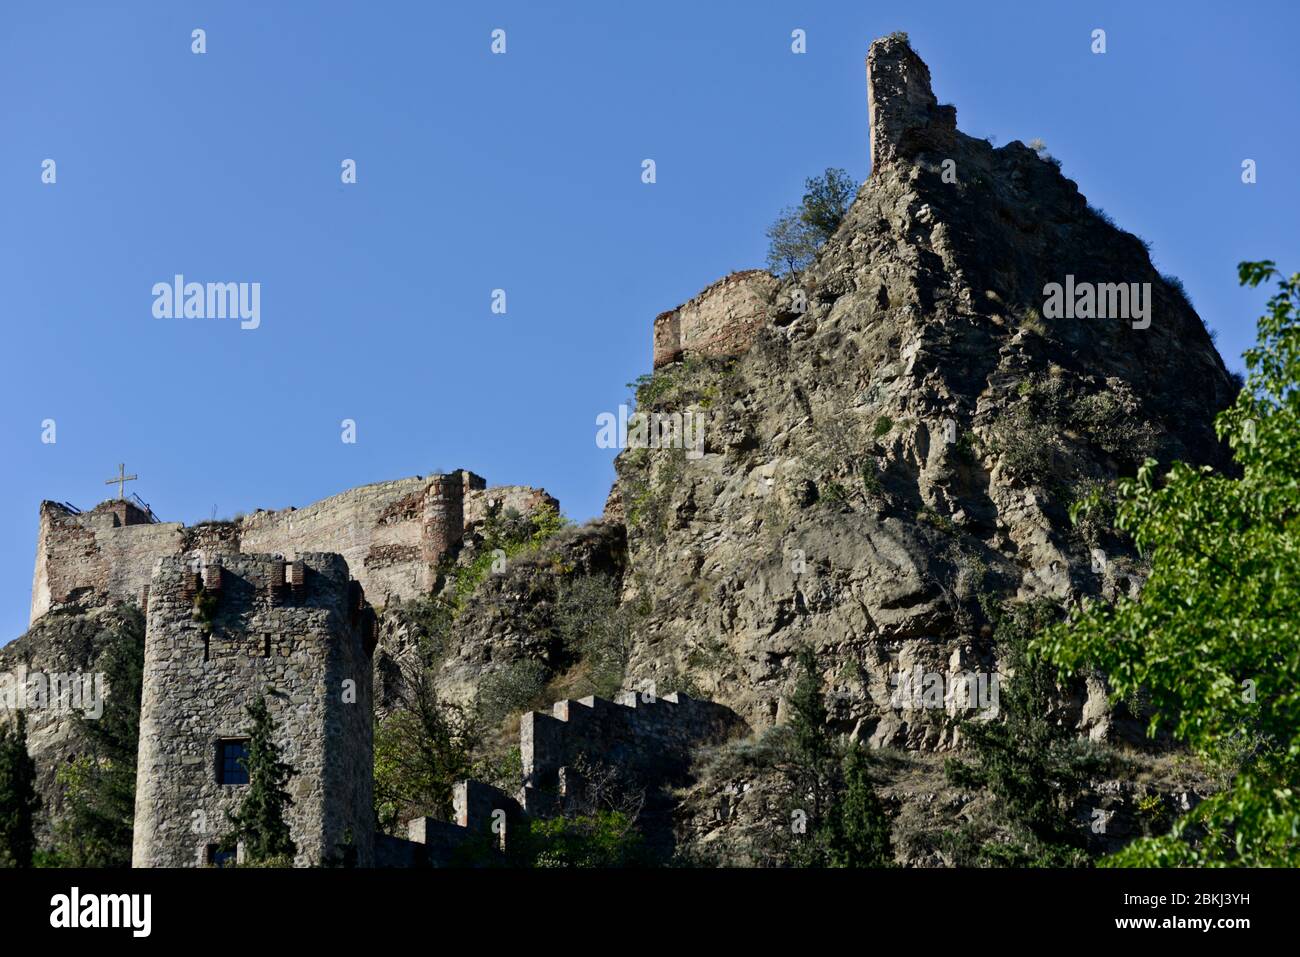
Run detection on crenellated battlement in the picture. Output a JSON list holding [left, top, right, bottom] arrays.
[[519, 690, 744, 814], [381, 689, 743, 864]]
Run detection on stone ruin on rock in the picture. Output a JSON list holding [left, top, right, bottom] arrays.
[[652, 269, 779, 370], [8, 33, 1239, 869]]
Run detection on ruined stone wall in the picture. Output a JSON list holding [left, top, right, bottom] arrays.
[[30, 470, 557, 625], [463, 484, 559, 534], [131, 552, 374, 868], [652, 270, 778, 369], [239, 476, 433, 607], [30, 501, 183, 624]]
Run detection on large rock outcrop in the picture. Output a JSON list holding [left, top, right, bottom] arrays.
[[611, 34, 1235, 749]]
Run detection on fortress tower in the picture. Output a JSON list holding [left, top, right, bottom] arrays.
[[131, 552, 376, 867]]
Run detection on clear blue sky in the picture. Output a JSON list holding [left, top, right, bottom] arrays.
[[2, 0, 1296, 644]]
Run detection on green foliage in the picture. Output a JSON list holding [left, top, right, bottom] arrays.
[[513, 811, 647, 868], [449, 504, 568, 612], [191, 586, 218, 635], [552, 574, 638, 698], [1035, 261, 1300, 866], [859, 465, 883, 499], [872, 414, 894, 438], [825, 746, 893, 868], [780, 647, 893, 867], [626, 356, 715, 411], [388, 593, 454, 663], [944, 602, 1110, 867], [1067, 479, 1119, 549], [623, 448, 685, 541], [799, 168, 856, 244], [765, 207, 819, 276], [222, 697, 296, 865], [1162, 273, 1195, 312], [990, 375, 1157, 484], [48, 606, 145, 867], [1136, 793, 1170, 837], [476, 660, 548, 727], [787, 647, 836, 819], [807, 412, 882, 512], [917, 507, 958, 536], [0, 712, 40, 868], [374, 662, 476, 831]]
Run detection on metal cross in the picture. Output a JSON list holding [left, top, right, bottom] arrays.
[[105, 463, 138, 500]]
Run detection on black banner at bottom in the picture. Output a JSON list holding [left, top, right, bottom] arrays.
[[0, 866, 1281, 943]]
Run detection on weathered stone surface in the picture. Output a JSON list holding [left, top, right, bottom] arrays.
[[375, 519, 627, 712], [653, 270, 779, 369]]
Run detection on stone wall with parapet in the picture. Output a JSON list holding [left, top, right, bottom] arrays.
[[518, 691, 745, 815], [401, 691, 744, 859], [131, 552, 376, 868], [652, 269, 778, 370], [29, 470, 558, 625]]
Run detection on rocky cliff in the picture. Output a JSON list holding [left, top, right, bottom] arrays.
[[611, 34, 1234, 747]]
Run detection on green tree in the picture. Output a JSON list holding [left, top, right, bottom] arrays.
[[765, 206, 819, 276], [374, 675, 475, 831], [374, 592, 481, 826], [513, 811, 646, 868], [50, 606, 145, 867], [945, 603, 1109, 867], [0, 713, 40, 868], [1035, 261, 1300, 866], [785, 646, 837, 826], [826, 745, 893, 867], [780, 646, 893, 866], [765, 168, 857, 276], [222, 697, 297, 865], [799, 167, 856, 243]]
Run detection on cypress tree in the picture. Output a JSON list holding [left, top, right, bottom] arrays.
[[0, 712, 40, 868], [223, 696, 297, 865]]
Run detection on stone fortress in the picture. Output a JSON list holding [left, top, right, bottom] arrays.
[[8, 33, 1223, 867], [25, 465, 745, 866], [12, 38, 918, 867]]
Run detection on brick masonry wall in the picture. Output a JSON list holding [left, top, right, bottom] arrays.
[[651, 270, 778, 370], [131, 552, 374, 867]]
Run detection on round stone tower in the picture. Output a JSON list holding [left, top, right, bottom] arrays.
[[421, 472, 465, 587]]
